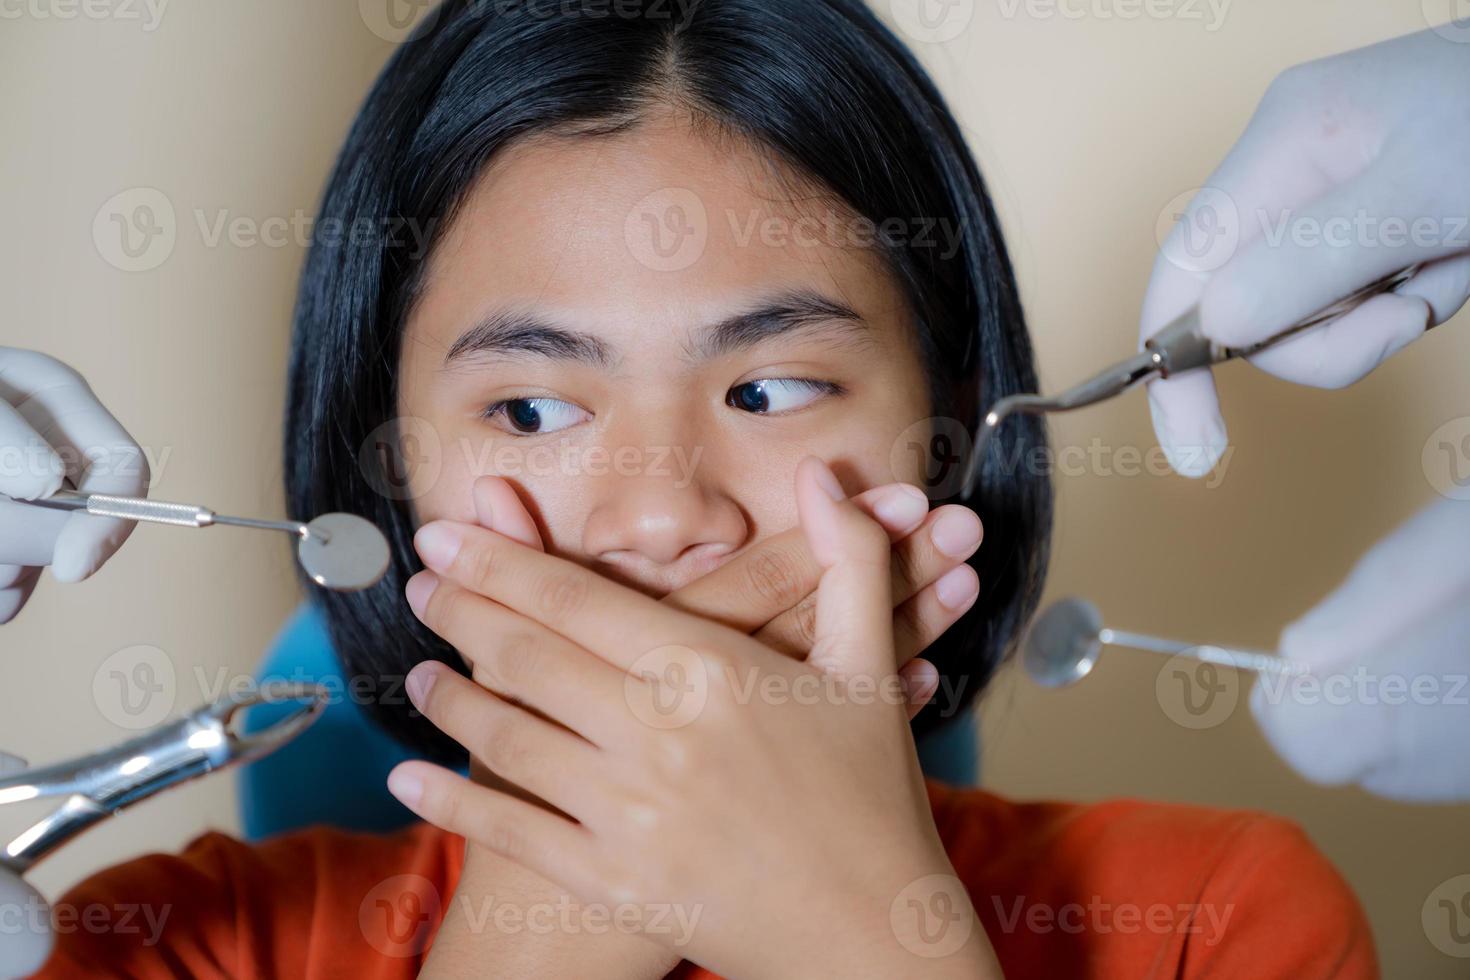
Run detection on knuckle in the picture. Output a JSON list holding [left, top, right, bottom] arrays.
[[844, 513, 892, 567], [427, 583, 466, 630], [745, 546, 805, 609], [791, 596, 818, 648], [488, 632, 540, 692], [537, 570, 588, 623], [486, 820, 523, 861], [482, 720, 526, 775], [649, 735, 692, 782], [891, 537, 925, 592], [465, 536, 499, 592]]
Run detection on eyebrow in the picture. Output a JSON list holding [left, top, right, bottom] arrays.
[[441, 290, 870, 369]]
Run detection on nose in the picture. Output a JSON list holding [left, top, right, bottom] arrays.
[[581, 463, 747, 572]]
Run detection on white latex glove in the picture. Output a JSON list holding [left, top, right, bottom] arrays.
[[0, 348, 148, 623], [1250, 497, 1470, 802], [0, 752, 54, 980], [1141, 27, 1470, 477]]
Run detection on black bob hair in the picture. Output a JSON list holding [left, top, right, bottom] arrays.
[[285, 0, 1052, 763]]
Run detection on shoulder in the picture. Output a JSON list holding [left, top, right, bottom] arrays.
[[36, 823, 461, 979], [926, 782, 1379, 979]]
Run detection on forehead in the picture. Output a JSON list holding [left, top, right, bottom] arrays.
[[410, 113, 909, 348]]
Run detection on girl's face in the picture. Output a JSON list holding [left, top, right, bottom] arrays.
[[397, 113, 932, 597]]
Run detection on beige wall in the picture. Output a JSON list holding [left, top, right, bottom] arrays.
[[1, 1, 1466, 976]]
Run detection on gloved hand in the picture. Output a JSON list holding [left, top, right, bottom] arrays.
[[1141, 27, 1470, 477], [0, 753, 54, 979], [0, 348, 148, 623], [1250, 497, 1470, 803]]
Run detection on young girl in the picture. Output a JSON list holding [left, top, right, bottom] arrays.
[[37, 0, 1375, 976]]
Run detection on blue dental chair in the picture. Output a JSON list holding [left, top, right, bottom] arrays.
[[239, 605, 978, 840]]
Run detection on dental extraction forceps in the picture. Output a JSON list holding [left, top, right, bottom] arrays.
[[0, 684, 327, 875], [960, 263, 1426, 497]]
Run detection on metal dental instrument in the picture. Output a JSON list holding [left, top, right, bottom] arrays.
[[1022, 596, 1309, 689], [961, 263, 1425, 497], [0, 684, 327, 978], [27, 490, 390, 591], [0, 683, 327, 875]]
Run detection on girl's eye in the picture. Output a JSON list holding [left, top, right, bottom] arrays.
[[483, 397, 590, 435], [726, 378, 841, 415]]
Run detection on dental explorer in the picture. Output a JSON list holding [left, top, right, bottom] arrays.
[[960, 263, 1425, 498]]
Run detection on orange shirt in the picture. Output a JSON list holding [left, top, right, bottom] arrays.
[[35, 781, 1377, 979]]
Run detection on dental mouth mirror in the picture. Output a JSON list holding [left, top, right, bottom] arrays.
[[961, 263, 1424, 498], [27, 491, 390, 592], [1023, 596, 1309, 689]]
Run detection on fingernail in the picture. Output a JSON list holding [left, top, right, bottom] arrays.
[[872, 484, 929, 532], [387, 767, 423, 808], [406, 664, 438, 706], [931, 509, 983, 559], [812, 460, 845, 501], [935, 565, 979, 610], [416, 523, 464, 570], [405, 571, 438, 617]]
